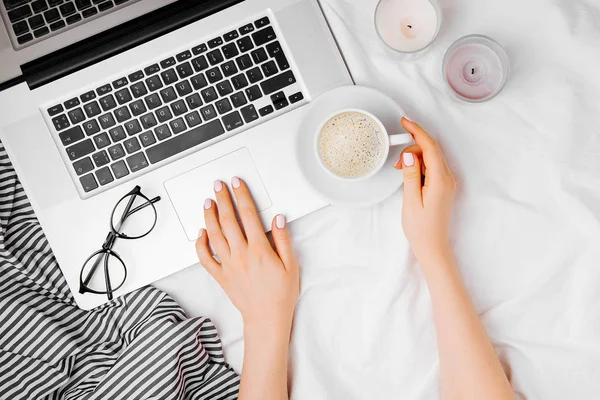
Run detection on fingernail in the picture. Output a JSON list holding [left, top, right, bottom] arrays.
[[214, 180, 223, 192], [403, 152, 415, 167], [276, 214, 286, 229], [198, 228, 204, 238], [403, 116, 414, 123], [395, 153, 403, 166], [204, 199, 212, 209], [232, 176, 241, 189]]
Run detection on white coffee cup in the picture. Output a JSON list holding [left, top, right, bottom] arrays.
[[315, 108, 413, 181]]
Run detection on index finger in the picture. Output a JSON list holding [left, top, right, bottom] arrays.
[[230, 177, 269, 245], [401, 117, 447, 179]]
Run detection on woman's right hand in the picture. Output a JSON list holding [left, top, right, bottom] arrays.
[[395, 117, 456, 269]]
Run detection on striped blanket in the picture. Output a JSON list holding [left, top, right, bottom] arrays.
[[0, 141, 240, 399]]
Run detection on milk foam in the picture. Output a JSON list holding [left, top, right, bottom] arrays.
[[318, 111, 385, 178]]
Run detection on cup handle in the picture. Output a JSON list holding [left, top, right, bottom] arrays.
[[389, 133, 413, 147]]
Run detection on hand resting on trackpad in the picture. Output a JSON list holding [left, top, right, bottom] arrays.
[[164, 148, 272, 241]]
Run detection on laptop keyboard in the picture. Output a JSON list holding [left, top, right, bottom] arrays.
[[45, 16, 305, 196], [3, 0, 139, 48]]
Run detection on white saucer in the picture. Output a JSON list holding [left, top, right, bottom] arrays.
[[293, 85, 411, 208]]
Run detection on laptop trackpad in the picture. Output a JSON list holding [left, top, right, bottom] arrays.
[[164, 148, 272, 242]]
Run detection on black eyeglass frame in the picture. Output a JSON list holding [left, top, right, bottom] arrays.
[[79, 185, 161, 300]]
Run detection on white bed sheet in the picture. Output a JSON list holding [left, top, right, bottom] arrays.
[[154, 0, 600, 398]]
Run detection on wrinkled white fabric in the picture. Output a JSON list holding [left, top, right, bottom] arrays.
[[155, 0, 600, 398]]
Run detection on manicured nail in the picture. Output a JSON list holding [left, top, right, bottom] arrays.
[[214, 180, 223, 192], [403, 152, 415, 167], [198, 228, 204, 238], [232, 176, 241, 188], [403, 116, 414, 123], [276, 214, 286, 229], [204, 199, 212, 209]]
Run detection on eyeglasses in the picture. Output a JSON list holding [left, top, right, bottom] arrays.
[[79, 185, 161, 300]]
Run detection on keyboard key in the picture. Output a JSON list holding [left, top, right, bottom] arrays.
[[146, 120, 225, 164], [239, 23, 254, 35], [222, 43, 239, 59], [114, 106, 131, 123], [240, 104, 259, 123], [107, 143, 125, 160], [139, 131, 156, 147], [140, 113, 157, 129], [111, 160, 129, 179], [33, 26, 50, 38], [129, 99, 146, 116], [206, 67, 222, 84], [260, 70, 296, 95], [208, 37, 223, 48], [66, 139, 94, 160], [222, 110, 243, 131], [235, 54, 253, 71], [215, 98, 232, 114], [246, 67, 263, 84], [8, 4, 32, 23], [200, 87, 218, 103], [80, 173, 98, 192], [144, 93, 162, 110], [68, 107, 85, 124], [259, 105, 274, 116], [154, 124, 171, 140], [93, 132, 111, 148], [92, 150, 110, 166], [230, 92, 247, 108], [83, 101, 101, 118], [270, 91, 286, 103], [33, 0, 50, 13], [28, 14, 45, 29], [185, 93, 202, 110], [82, 119, 100, 135], [200, 104, 217, 121], [175, 80, 192, 97], [16, 31, 35, 43], [98, 113, 116, 129], [95, 167, 113, 185], [144, 64, 160, 75], [124, 119, 142, 135], [224, 30, 239, 42], [97, 1, 113, 12], [59, 2, 76, 17], [169, 117, 186, 134], [231, 74, 248, 90], [207, 49, 224, 66], [99, 94, 116, 111], [64, 97, 80, 109], [261, 60, 278, 77], [171, 99, 188, 116], [192, 55, 208, 72], [108, 126, 126, 142], [161, 68, 178, 85], [274, 97, 288, 110], [191, 43, 207, 55], [123, 137, 140, 153], [190, 73, 208, 90], [155, 106, 172, 123], [52, 114, 70, 131], [73, 157, 94, 175], [80, 90, 96, 102], [158, 87, 176, 103], [221, 60, 238, 77], [273, 52, 289, 73], [112, 77, 128, 89], [252, 26, 276, 46], [176, 62, 194, 79], [145, 75, 163, 91], [176, 50, 192, 62], [126, 152, 149, 172], [160, 57, 176, 69], [185, 111, 201, 127], [82, 6, 97, 18], [254, 16, 270, 28], [96, 84, 112, 96], [245, 85, 262, 101], [115, 88, 132, 104], [59, 125, 84, 145], [128, 70, 144, 82], [216, 80, 233, 97], [47, 104, 64, 116], [66, 13, 82, 25], [49, 20, 65, 31], [251, 48, 268, 64], [289, 92, 303, 104], [236, 36, 253, 53], [130, 81, 148, 98], [44, 8, 60, 23], [75, 0, 91, 10]]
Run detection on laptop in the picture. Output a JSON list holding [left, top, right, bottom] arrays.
[[0, 0, 352, 310]]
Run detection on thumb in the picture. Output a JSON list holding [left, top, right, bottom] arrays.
[[271, 214, 298, 272], [399, 150, 423, 207]]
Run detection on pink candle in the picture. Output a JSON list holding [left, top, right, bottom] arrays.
[[443, 35, 510, 102]]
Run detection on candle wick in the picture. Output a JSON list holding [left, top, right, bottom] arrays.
[[471, 68, 475, 74], [407, 24, 412, 29]]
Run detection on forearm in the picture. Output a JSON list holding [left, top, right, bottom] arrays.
[[421, 248, 514, 400], [239, 322, 291, 400]]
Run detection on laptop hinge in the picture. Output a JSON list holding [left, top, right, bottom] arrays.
[[21, 0, 244, 90]]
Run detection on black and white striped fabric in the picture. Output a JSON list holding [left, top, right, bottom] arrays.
[[0, 141, 240, 399]]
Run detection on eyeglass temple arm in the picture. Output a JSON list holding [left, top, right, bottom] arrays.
[[124, 196, 162, 219], [104, 255, 113, 301]]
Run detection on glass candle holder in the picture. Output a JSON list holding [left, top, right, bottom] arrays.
[[374, 0, 443, 62], [443, 34, 510, 103]]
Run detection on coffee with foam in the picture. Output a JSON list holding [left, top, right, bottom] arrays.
[[318, 111, 386, 178]]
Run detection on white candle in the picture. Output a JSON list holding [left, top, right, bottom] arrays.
[[375, 0, 440, 53]]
